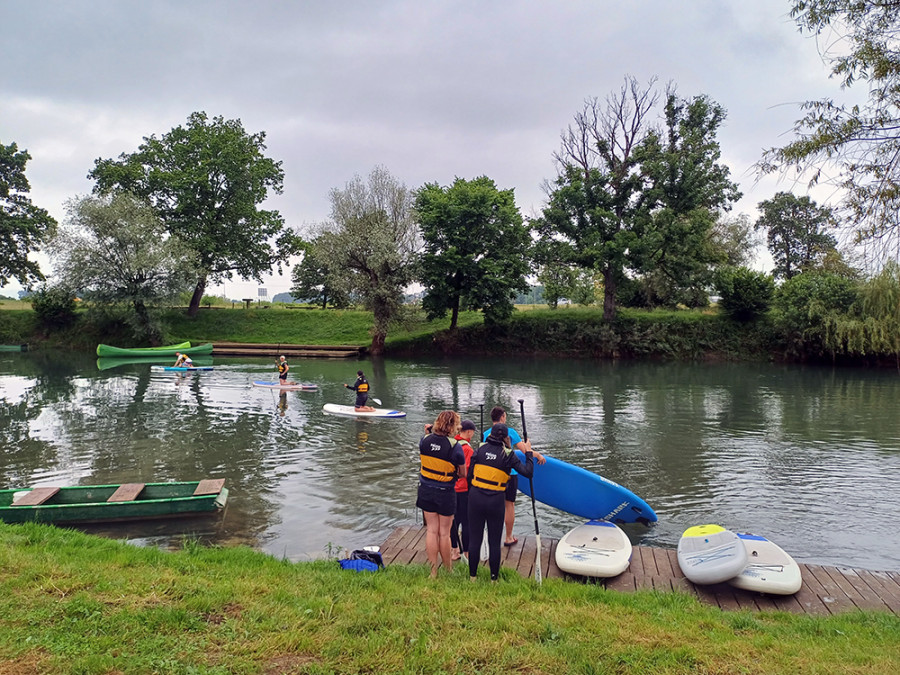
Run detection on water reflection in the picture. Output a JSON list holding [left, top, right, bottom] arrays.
[[0, 352, 898, 569]]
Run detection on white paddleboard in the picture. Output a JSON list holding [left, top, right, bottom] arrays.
[[677, 524, 748, 585], [555, 520, 632, 578], [151, 365, 214, 372], [253, 381, 318, 391], [728, 533, 803, 595], [322, 403, 406, 418]]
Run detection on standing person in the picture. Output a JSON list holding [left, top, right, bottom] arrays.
[[467, 423, 534, 582], [482, 406, 545, 546], [450, 419, 477, 562], [417, 410, 465, 578], [344, 370, 375, 412], [277, 355, 290, 384]]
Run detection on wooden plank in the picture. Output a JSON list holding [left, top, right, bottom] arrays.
[[193, 479, 225, 496], [518, 535, 536, 579], [605, 571, 637, 593], [107, 483, 144, 502], [805, 564, 856, 614], [792, 565, 837, 616], [768, 592, 804, 614], [651, 547, 675, 579], [546, 538, 564, 579], [540, 535, 552, 583], [11, 487, 60, 506], [854, 570, 900, 614], [823, 566, 890, 612], [637, 545, 660, 578], [380, 525, 410, 551]]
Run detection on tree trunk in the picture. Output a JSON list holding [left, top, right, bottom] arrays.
[[133, 299, 160, 346], [603, 267, 617, 321], [449, 295, 460, 330], [188, 276, 207, 317]]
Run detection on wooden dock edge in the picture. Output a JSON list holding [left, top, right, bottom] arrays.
[[379, 525, 900, 616]]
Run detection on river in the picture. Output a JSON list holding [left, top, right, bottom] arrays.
[[1, 350, 898, 570]]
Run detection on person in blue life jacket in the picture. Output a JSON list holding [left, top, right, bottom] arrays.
[[417, 410, 465, 578], [277, 355, 290, 384], [483, 406, 545, 546], [467, 422, 534, 582], [344, 370, 375, 412]]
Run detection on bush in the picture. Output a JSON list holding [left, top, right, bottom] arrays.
[[30, 286, 78, 331], [714, 267, 774, 322], [773, 271, 858, 357]]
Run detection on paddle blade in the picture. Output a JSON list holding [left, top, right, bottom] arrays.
[[370, 397, 382, 405], [534, 533, 543, 585]]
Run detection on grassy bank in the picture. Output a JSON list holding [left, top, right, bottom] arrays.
[[1, 523, 897, 674], [2, 303, 776, 361]]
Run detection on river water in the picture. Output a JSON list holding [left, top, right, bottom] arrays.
[[1, 350, 898, 570]]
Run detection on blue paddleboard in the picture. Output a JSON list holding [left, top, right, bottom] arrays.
[[514, 451, 656, 525], [150, 365, 214, 372]]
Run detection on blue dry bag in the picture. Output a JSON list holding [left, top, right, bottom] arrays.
[[338, 549, 385, 573]]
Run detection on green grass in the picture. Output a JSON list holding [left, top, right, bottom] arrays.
[[0, 523, 897, 674]]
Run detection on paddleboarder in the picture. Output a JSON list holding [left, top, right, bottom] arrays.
[[482, 406, 545, 546], [417, 410, 465, 578], [173, 352, 193, 368], [467, 423, 534, 582], [344, 370, 375, 412], [450, 419, 477, 562], [277, 355, 290, 384]]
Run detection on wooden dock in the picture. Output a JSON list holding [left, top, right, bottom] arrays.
[[211, 342, 364, 358], [380, 525, 900, 616]]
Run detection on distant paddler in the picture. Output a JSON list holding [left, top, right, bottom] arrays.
[[277, 355, 293, 386], [173, 352, 193, 368]]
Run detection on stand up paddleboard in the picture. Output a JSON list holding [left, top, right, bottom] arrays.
[[514, 451, 656, 525], [677, 524, 748, 585], [322, 403, 406, 418], [728, 533, 803, 595], [252, 381, 318, 391], [555, 520, 632, 578], [151, 366, 214, 372]]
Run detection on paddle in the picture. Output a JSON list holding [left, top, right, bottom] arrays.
[[519, 398, 542, 585]]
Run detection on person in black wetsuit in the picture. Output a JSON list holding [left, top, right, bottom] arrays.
[[344, 370, 375, 412], [417, 410, 465, 578], [467, 422, 534, 582]]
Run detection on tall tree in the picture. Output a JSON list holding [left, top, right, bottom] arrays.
[[635, 92, 742, 306], [49, 194, 197, 343], [313, 166, 419, 354], [535, 77, 658, 320], [710, 213, 758, 268], [761, 1, 900, 262], [415, 176, 530, 328], [89, 112, 301, 317], [755, 192, 838, 280], [0, 141, 57, 286], [289, 240, 349, 309]]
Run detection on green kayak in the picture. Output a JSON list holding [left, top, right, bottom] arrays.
[[96, 342, 213, 357]]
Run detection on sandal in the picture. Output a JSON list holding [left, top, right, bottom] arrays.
[[503, 537, 519, 547]]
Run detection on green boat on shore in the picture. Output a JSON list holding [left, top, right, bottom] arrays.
[[0, 344, 27, 352], [0, 479, 228, 524], [96, 342, 214, 358]]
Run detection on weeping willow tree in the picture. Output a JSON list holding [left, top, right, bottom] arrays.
[[826, 261, 900, 364]]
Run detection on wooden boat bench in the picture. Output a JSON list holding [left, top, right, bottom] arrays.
[[107, 483, 145, 502], [193, 478, 225, 496], [12, 487, 60, 506]]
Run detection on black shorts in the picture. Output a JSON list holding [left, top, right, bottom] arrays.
[[416, 482, 456, 517], [279, 373, 287, 381], [505, 474, 518, 502], [355, 393, 368, 407]]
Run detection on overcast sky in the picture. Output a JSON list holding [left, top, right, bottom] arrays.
[[1, 1, 848, 298]]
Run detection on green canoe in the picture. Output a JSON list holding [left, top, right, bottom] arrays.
[[0, 344, 27, 352], [0, 479, 228, 524], [96, 342, 213, 357]]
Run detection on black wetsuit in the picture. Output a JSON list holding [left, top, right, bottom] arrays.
[[347, 375, 369, 408], [467, 439, 533, 580]]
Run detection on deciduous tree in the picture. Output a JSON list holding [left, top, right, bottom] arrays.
[[314, 167, 419, 354], [89, 112, 300, 317], [415, 176, 530, 328], [755, 192, 838, 280], [290, 240, 349, 309], [49, 194, 197, 344], [0, 141, 56, 286]]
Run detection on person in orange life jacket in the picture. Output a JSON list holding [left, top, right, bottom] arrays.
[[482, 406, 545, 546], [450, 419, 477, 562], [344, 370, 375, 412], [173, 352, 193, 368], [468, 422, 534, 581], [417, 410, 466, 578], [277, 355, 290, 383]]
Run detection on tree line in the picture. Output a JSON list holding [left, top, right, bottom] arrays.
[[3, 2, 900, 360]]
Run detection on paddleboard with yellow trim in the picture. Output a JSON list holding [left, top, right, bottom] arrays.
[[727, 532, 802, 595], [555, 519, 632, 578], [677, 524, 748, 585]]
